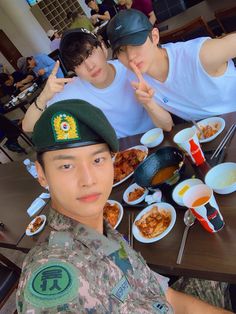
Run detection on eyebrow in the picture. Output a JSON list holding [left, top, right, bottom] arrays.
[[52, 146, 110, 161]]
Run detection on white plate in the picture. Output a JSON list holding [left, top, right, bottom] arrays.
[[172, 178, 203, 206], [113, 145, 148, 187], [26, 214, 46, 236], [105, 200, 123, 229], [192, 117, 225, 143], [132, 202, 176, 243], [123, 183, 148, 205]]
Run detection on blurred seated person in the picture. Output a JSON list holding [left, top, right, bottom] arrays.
[[47, 29, 61, 51], [26, 54, 64, 81], [85, 0, 115, 27], [131, 0, 156, 24], [0, 71, 35, 97], [118, 0, 132, 10], [67, 11, 94, 32], [0, 114, 26, 153]]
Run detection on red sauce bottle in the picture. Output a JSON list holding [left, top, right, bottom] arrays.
[[189, 138, 205, 166]]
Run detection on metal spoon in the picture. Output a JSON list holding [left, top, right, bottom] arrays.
[[176, 209, 195, 264], [191, 119, 205, 140]]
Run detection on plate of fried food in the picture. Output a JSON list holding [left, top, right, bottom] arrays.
[[132, 203, 176, 243], [192, 117, 225, 143], [113, 145, 148, 187], [123, 183, 148, 205], [103, 200, 123, 229], [26, 215, 46, 236]]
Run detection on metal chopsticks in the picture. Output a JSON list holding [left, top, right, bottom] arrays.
[[128, 212, 134, 248], [210, 124, 236, 160]]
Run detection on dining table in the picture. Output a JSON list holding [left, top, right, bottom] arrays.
[[2, 84, 42, 115], [158, 0, 236, 35], [2, 112, 236, 284], [0, 161, 47, 253]]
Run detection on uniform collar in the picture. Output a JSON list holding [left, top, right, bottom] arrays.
[[48, 207, 121, 256]]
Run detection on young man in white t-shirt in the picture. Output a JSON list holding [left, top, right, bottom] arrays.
[[22, 29, 173, 137], [107, 9, 236, 121]]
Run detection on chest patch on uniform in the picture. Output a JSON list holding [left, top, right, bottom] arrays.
[[24, 261, 78, 308], [52, 112, 80, 142], [111, 276, 132, 303]]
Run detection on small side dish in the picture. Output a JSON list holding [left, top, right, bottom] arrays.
[[123, 183, 148, 205], [132, 202, 176, 243], [26, 215, 46, 236], [103, 200, 123, 228]]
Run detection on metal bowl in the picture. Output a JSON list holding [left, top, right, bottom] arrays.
[[134, 146, 185, 189]]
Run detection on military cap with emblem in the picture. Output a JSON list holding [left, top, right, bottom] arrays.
[[32, 99, 119, 153], [107, 9, 153, 52]]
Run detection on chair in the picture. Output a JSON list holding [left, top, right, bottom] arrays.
[[48, 49, 68, 77], [160, 16, 215, 44], [0, 253, 21, 311], [215, 5, 236, 34], [152, 0, 186, 23]]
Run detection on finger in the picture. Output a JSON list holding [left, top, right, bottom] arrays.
[[129, 61, 143, 83], [51, 77, 73, 84], [135, 89, 151, 98], [50, 60, 60, 77], [131, 81, 139, 89]]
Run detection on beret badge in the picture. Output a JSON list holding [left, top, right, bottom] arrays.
[[52, 112, 81, 142]]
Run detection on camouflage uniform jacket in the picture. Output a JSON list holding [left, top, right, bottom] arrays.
[[16, 208, 174, 314]]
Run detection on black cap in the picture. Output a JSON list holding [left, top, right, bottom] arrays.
[[59, 28, 97, 54], [107, 9, 152, 51]]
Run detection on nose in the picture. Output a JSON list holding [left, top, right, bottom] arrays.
[[78, 162, 96, 187], [126, 46, 136, 63]]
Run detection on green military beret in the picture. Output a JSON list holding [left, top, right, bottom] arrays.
[[32, 99, 119, 153]]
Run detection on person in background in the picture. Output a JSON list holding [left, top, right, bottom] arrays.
[[67, 11, 94, 32], [107, 9, 236, 121], [26, 54, 64, 80], [16, 99, 232, 313], [22, 28, 173, 136], [118, 0, 132, 10], [0, 71, 35, 97], [85, 0, 115, 27], [47, 29, 61, 51], [0, 114, 26, 153], [131, 0, 156, 24]]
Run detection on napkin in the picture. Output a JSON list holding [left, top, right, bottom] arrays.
[[145, 189, 162, 205], [27, 192, 51, 217]]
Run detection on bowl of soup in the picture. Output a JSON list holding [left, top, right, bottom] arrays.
[[134, 146, 185, 189]]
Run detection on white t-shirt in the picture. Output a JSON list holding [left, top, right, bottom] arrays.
[[47, 60, 155, 138], [144, 37, 236, 121]]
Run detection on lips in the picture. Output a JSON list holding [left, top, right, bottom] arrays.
[[78, 193, 101, 203], [91, 69, 101, 78]]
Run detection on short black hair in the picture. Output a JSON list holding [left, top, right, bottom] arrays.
[[85, 0, 93, 5], [60, 32, 102, 71], [0, 73, 9, 85]]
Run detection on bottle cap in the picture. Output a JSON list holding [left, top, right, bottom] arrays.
[[23, 159, 30, 165]]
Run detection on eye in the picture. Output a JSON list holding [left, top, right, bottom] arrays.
[[94, 157, 105, 164], [59, 164, 73, 170]]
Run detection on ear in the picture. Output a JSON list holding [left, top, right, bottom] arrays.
[[151, 28, 160, 46], [35, 161, 48, 189]]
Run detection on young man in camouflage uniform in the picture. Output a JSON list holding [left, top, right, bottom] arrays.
[[16, 99, 232, 313]]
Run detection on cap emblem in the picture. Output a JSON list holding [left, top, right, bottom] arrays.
[[52, 112, 80, 142]]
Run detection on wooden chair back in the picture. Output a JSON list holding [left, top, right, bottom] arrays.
[[215, 5, 236, 34], [160, 16, 214, 44]]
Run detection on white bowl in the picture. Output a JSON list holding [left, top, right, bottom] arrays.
[[132, 202, 176, 243], [205, 162, 236, 194], [172, 178, 203, 206], [26, 214, 46, 236], [123, 183, 148, 205], [104, 200, 123, 229], [192, 117, 225, 143], [140, 128, 164, 148]]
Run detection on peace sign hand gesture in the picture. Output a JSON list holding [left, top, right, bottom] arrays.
[[130, 61, 154, 107]]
